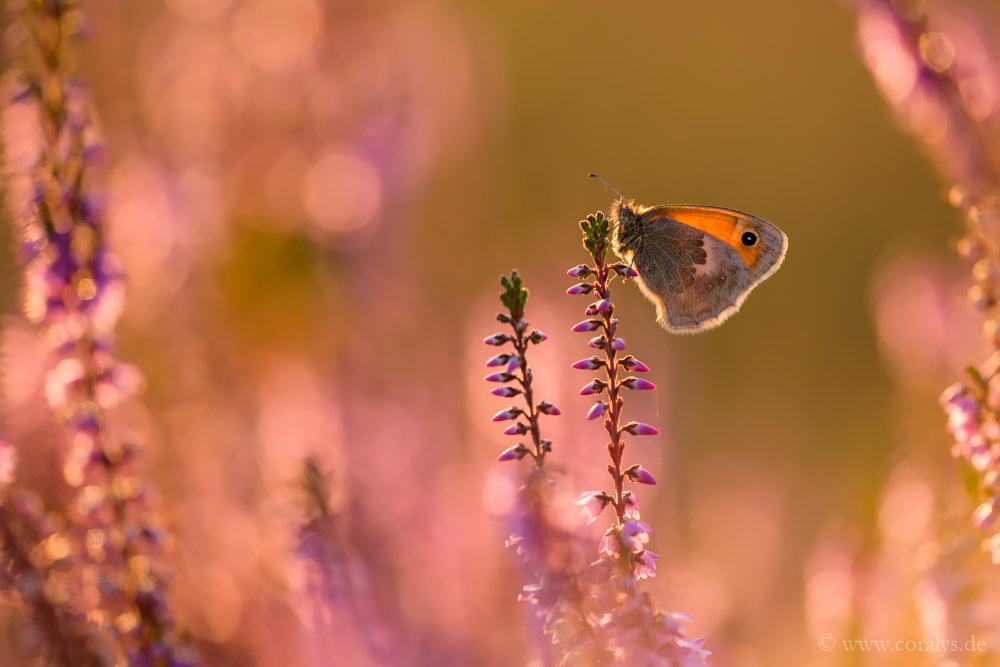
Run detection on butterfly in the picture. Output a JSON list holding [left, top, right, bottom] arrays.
[[592, 174, 788, 334]]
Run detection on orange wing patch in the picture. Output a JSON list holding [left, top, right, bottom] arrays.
[[643, 205, 761, 267]]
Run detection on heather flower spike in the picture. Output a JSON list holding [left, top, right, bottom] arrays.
[[570, 212, 662, 528], [484, 271, 559, 466], [563, 211, 709, 663], [856, 0, 1000, 570], [2, 2, 193, 663]]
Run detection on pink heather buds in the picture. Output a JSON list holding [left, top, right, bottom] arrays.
[[492, 407, 523, 422], [484, 372, 516, 383], [567, 264, 594, 277], [490, 386, 521, 397], [503, 422, 530, 436], [623, 421, 660, 436], [611, 337, 626, 350], [506, 356, 521, 373], [484, 333, 509, 346], [973, 498, 998, 530], [566, 282, 595, 295], [622, 377, 656, 390], [580, 379, 608, 396], [572, 357, 605, 370], [588, 335, 607, 349], [585, 299, 612, 315], [527, 330, 547, 344], [587, 402, 608, 420], [625, 464, 657, 485], [537, 401, 561, 416], [612, 264, 638, 278], [571, 319, 602, 332], [485, 354, 512, 367], [498, 444, 529, 462], [620, 355, 650, 372]]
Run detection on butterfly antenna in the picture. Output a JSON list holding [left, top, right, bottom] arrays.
[[589, 173, 626, 203]]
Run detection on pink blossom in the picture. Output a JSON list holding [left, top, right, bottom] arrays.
[[485, 353, 512, 367], [498, 445, 527, 462], [625, 465, 657, 485], [492, 407, 522, 422], [633, 550, 659, 580], [622, 520, 652, 551], [574, 491, 611, 525], [572, 357, 604, 370], [571, 319, 602, 332], [619, 355, 650, 372], [588, 335, 607, 349], [579, 379, 608, 396], [623, 422, 659, 436], [586, 402, 608, 421], [503, 422, 529, 436], [621, 377, 655, 391]]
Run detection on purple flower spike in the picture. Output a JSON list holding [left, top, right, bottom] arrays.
[[622, 377, 656, 391], [620, 355, 650, 373], [572, 357, 604, 370], [537, 401, 561, 416], [587, 402, 608, 420], [485, 353, 511, 367], [625, 465, 657, 485], [485, 372, 516, 383], [571, 319, 602, 332], [580, 380, 608, 396], [484, 333, 510, 346], [566, 282, 595, 295], [611, 337, 626, 350], [623, 422, 660, 436], [567, 264, 594, 277], [492, 407, 523, 422], [503, 422, 530, 436], [490, 386, 521, 397]]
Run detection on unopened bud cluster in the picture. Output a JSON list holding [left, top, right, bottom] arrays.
[[483, 271, 556, 466]]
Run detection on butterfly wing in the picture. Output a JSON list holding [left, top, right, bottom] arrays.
[[626, 205, 787, 333]]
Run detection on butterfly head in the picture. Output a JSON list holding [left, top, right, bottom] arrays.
[[610, 197, 644, 254]]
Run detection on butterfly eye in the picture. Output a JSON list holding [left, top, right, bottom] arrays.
[[740, 231, 758, 247]]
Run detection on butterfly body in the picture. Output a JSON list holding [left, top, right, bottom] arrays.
[[609, 198, 787, 334]]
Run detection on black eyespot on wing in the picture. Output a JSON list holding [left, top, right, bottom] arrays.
[[740, 231, 757, 247]]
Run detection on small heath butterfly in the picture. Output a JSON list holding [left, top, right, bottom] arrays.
[[592, 174, 788, 334]]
